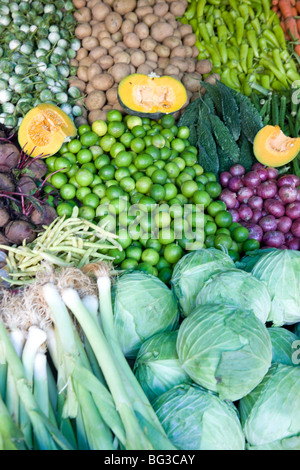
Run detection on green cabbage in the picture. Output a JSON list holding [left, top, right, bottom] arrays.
[[133, 331, 191, 403], [196, 268, 271, 324], [268, 327, 300, 366], [170, 248, 234, 316], [153, 383, 245, 450], [237, 249, 300, 326], [177, 304, 272, 401], [239, 364, 300, 449], [112, 271, 179, 358]]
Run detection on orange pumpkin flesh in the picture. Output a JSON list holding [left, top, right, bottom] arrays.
[[253, 125, 300, 167], [18, 103, 77, 158]]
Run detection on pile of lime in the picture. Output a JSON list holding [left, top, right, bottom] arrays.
[[44, 109, 259, 283]]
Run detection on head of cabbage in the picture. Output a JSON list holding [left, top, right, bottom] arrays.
[[176, 304, 272, 401], [237, 249, 300, 326], [239, 363, 300, 449], [268, 326, 300, 366], [196, 268, 271, 324], [112, 271, 179, 358], [152, 383, 245, 450], [133, 330, 191, 403], [170, 248, 234, 316]]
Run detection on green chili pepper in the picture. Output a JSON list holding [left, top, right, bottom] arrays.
[[239, 4, 249, 22], [252, 1, 262, 17], [272, 80, 287, 92], [227, 46, 240, 61], [280, 50, 291, 62], [217, 24, 229, 41], [251, 18, 261, 36], [235, 17, 245, 45], [262, 29, 280, 49], [258, 37, 269, 53], [206, 22, 214, 37], [198, 23, 210, 43], [285, 60, 298, 72], [247, 30, 259, 58], [207, 0, 221, 5], [247, 5, 255, 20], [190, 18, 198, 32], [261, 74, 271, 90], [196, 0, 206, 20], [221, 69, 239, 90], [229, 36, 238, 48], [286, 68, 300, 83], [279, 95, 287, 129], [262, 0, 270, 21], [226, 59, 241, 70], [260, 58, 289, 88], [217, 42, 228, 64], [240, 43, 249, 73], [184, 0, 196, 20], [273, 24, 287, 50], [222, 11, 235, 34], [272, 49, 286, 75], [230, 68, 241, 89], [228, 0, 239, 12], [205, 44, 222, 68], [247, 47, 254, 69]]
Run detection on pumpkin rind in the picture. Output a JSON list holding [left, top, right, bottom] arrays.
[[253, 125, 300, 167], [117, 73, 188, 119], [18, 103, 77, 158]]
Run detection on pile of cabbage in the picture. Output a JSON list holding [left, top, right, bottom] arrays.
[[114, 249, 300, 450]]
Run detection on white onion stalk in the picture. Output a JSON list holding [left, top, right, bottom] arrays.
[[33, 352, 49, 419], [5, 329, 25, 427]]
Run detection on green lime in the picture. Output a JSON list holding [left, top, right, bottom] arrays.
[[68, 139, 82, 153], [164, 183, 178, 201], [158, 227, 175, 245], [115, 151, 133, 168], [215, 210, 233, 228], [141, 248, 160, 266], [160, 114, 175, 129], [242, 238, 260, 252], [232, 226, 249, 243], [79, 205, 96, 221], [158, 267, 172, 284], [56, 202, 74, 218], [204, 220, 217, 236], [82, 193, 100, 209], [204, 172, 217, 182], [94, 154, 111, 169], [146, 239, 162, 252], [92, 184, 106, 199], [228, 250, 240, 262], [137, 262, 155, 275], [106, 109, 123, 122], [192, 190, 212, 207], [145, 145, 161, 160], [207, 200, 226, 217], [131, 125, 146, 138], [91, 119, 107, 136], [134, 153, 154, 170], [75, 168, 94, 187], [181, 180, 198, 199], [205, 181, 222, 199], [152, 169, 168, 185], [164, 162, 180, 179], [151, 134, 165, 149], [100, 134, 116, 152], [163, 243, 183, 264], [117, 229, 132, 250], [51, 172, 68, 189], [80, 131, 99, 147], [182, 151, 197, 167], [154, 211, 171, 229], [135, 176, 152, 194], [126, 245, 142, 261], [177, 126, 189, 139], [54, 157, 72, 173], [120, 258, 138, 270], [214, 233, 233, 250], [120, 176, 135, 193], [99, 164, 115, 181], [110, 142, 126, 158], [149, 184, 166, 202], [120, 131, 134, 147], [76, 186, 91, 201], [107, 121, 126, 138], [126, 115, 143, 129], [60, 183, 76, 200]]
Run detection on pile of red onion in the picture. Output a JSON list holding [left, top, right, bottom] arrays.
[[219, 163, 300, 250]]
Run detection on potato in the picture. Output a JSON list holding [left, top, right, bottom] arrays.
[[69, 58, 79, 67], [85, 89, 107, 110], [86, 83, 96, 94], [124, 11, 138, 23], [106, 85, 119, 104], [169, 0, 188, 17], [134, 22, 149, 39], [169, 56, 188, 72], [112, 0, 137, 14], [162, 36, 181, 49], [155, 44, 170, 58], [154, 67, 164, 76], [77, 66, 89, 82], [75, 22, 92, 39], [183, 33, 196, 47], [111, 31, 123, 42], [170, 45, 186, 58], [123, 32, 141, 49], [92, 72, 114, 90], [130, 49, 146, 67], [150, 21, 174, 42], [73, 0, 86, 8], [109, 45, 124, 56], [204, 73, 220, 85], [142, 13, 159, 27], [135, 6, 153, 18], [89, 46, 108, 61], [76, 47, 88, 61], [79, 56, 94, 67], [179, 23, 193, 38], [68, 78, 86, 93], [88, 109, 109, 124], [82, 36, 100, 51], [136, 63, 155, 74], [87, 0, 100, 8], [74, 7, 92, 23], [140, 37, 157, 51], [157, 57, 169, 69], [105, 12, 122, 33], [196, 59, 213, 75], [182, 72, 202, 92], [92, 2, 111, 21], [113, 51, 131, 64], [109, 63, 131, 82], [153, 2, 169, 17], [88, 63, 103, 81], [164, 64, 180, 76], [99, 37, 115, 49], [91, 22, 106, 38], [185, 57, 196, 73], [97, 54, 114, 69], [121, 19, 135, 35], [191, 46, 199, 58], [145, 50, 158, 62]]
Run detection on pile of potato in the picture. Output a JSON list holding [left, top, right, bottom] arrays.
[[70, 0, 218, 124]]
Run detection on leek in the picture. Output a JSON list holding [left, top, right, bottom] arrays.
[[0, 394, 27, 450]]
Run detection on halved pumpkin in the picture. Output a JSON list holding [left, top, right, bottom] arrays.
[[253, 125, 300, 167], [18, 103, 77, 158], [118, 73, 188, 120]]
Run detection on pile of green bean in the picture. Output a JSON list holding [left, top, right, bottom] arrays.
[[181, 0, 300, 95]]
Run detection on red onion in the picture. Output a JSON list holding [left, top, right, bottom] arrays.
[[243, 170, 261, 188], [278, 185, 298, 204], [290, 174, 300, 187], [296, 189, 300, 201], [229, 164, 245, 176], [277, 174, 298, 188], [277, 216, 292, 234], [234, 199, 240, 209], [264, 199, 285, 218], [252, 162, 265, 171], [287, 237, 300, 250], [237, 186, 254, 203], [250, 209, 263, 224], [256, 180, 278, 199], [263, 230, 285, 248], [285, 232, 294, 243], [256, 167, 268, 182], [220, 171, 232, 187], [239, 204, 253, 221], [266, 167, 279, 179], [285, 202, 300, 220], [259, 215, 278, 232], [219, 189, 237, 209], [229, 209, 240, 222], [291, 218, 300, 238], [228, 175, 244, 192], [242, 222, 263, 242], [248, 195, 263, 210]]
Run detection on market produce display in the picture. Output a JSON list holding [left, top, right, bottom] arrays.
[[0, 0, 300, 453]]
